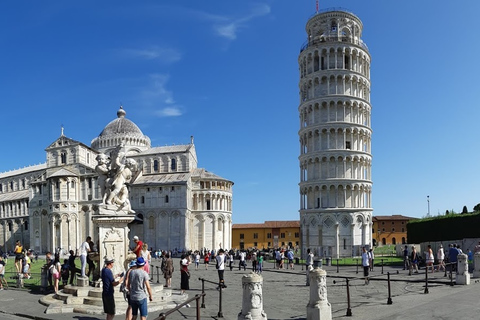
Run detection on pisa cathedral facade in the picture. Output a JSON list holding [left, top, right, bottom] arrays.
[[298, 9, 373, 258], [0, 107, 233, 253]]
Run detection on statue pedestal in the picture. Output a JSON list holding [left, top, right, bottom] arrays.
[[77, 276, 89, 287], [92, 207, 135, 277]]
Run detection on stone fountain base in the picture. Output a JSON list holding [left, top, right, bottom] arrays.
[[39, 282, 186, 315]]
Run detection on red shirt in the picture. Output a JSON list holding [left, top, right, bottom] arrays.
[[134, 240, 143, 257]]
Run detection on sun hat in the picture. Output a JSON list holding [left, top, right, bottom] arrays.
[[129, 259, 137, 268], [136, 257, 145, 266], [104, 256, 115, 264]]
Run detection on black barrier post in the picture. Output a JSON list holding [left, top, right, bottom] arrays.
[[444, 263, 447, 277], [346, 278, 352, 317], [387, 272, 392, 304], [381, 258, 384, 274], [196, 294, 201, 319], [356, 259, 359, 274], [199, 278, 206, 308], [337, 259, 339, 273], [156, 266, 160, 283], [424, 267, 429, 294], [218, 281, 224, 318]]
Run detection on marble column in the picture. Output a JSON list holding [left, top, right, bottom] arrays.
[[306, 268, 332, 320], [238, 273, 267, 320], [456, 253, 470, 285], [473, 252, 480, 278]]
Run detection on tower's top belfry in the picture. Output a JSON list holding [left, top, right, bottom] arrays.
[[301, 8, 368, 54]]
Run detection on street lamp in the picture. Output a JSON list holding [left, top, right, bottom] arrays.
[[427, 195, 430, 217]]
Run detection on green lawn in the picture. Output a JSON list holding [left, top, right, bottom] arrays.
[[1, 256, 82, 290]]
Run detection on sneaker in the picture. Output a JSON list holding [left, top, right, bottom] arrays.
[[0, 287, 3, 290]]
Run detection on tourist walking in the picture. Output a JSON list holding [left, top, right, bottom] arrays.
[[123, 259, 137, 320], [437, 244, 445, 272], [239, 251, 246, 271], [79, 236, 92, 278], [257, 254, 263, 274], [216, 249, 227, 289], [229, 252, 234, 271], [425, 245, 434, 273], [362, 247, 370, 285], [403, 245, 409, 270], [180, 254, 190, 295], [140, 244, 151, 275], [251, 251, 257, 272], [287, 250, 295, 270], [132, 236, 143, 258], [410, 246, 419, 273], [194, 251, 200, 270], [163, 252, 174, 288], [306, 248, 314, 286], [127, 257, 153, 320], [368, 248, 375, 271], [101, 257, 124, 320], [204, 252, 210, 270]]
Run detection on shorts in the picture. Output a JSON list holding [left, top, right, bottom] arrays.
[[102, 294, 116, 315], [53, 272, 61, 280], [363, 266, 369, 277], [130, 298, 148, 317]]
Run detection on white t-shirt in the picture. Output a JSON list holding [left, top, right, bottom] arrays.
[[216, 254, 225, 270], [79, 241, 90, 256]]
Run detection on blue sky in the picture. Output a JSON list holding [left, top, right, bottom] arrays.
[[1, 1, 479, 223]]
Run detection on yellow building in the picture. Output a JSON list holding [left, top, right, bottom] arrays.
[[372, 215, 417, 246], [232, 220, 300, 250]]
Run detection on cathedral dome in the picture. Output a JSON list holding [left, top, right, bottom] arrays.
[[99, 107, 144, 137], [91, 106, 151, 154]]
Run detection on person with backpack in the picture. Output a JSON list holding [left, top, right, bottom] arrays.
[[216, 249, 227, 290]]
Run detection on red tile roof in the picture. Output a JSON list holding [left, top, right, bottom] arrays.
[[373, 215, 417, 221]]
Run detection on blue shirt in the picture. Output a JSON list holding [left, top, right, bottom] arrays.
[[101, 267, 115, 296]]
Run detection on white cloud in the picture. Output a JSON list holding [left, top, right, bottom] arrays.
[[193, 3, 271, 40], [155, 107, 182, 117], [139, 74, 184, 117], [122, 46, 182, 64]]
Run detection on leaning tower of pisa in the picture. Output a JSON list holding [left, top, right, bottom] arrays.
[[298, 8, 373, 258]]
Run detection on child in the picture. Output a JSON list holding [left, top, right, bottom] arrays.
[[22, 252, 31, 279], [61, 259, 70, 287]]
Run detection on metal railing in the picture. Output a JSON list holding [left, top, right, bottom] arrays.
[[154, 293, 206, 320]]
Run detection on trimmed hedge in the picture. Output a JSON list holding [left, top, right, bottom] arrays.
[[407, 213, 480, 243]]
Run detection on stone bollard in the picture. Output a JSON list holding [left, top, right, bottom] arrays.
[[40, 266, 48, 292], [307, 268, 332, 320], [473, 252, 480, 278], [238, 272, 267, 320], [456, 253, 470, 285]]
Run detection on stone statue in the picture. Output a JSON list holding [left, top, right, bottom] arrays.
[[96, 142, 138, 214], [95, 153, 110, 204]]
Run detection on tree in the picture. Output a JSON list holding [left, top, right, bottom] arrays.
[[462, 206, 468, 214], [446, 210, 450, 215], [474, 203, 480, 212]]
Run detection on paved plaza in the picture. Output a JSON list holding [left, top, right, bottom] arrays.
[[0, 258, 479, 319]]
